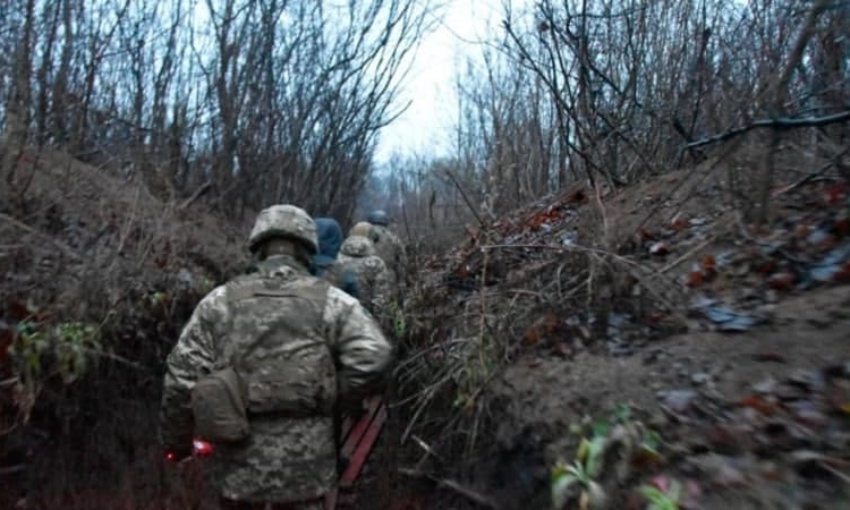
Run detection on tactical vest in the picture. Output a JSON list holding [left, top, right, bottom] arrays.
[[222, 272, 337, 417]]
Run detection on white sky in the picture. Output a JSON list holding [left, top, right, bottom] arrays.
[[373, 0, 507, 164]]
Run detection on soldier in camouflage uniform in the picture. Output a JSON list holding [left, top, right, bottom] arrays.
[[159, 204, 393, 510], [336, 235, 393, 326], [350, 211, 407, 293]]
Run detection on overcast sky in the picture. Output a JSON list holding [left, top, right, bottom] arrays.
[[373, 0, 507, 164]]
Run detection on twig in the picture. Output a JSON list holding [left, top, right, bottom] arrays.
[[0, 213, 82, 260], [398, 467, 498, 509], [686, 110, 850, 150], [411, 435, 445, 464], [0, 463, 26, 476], [773, 144, 850, 196], [178, 181, 212, 210], [818, 461, 850, 487], [81, 347, 148, 371], [656, 235, 716, 275], [0, 376, 20, 387], [444, 170, 486, 229]]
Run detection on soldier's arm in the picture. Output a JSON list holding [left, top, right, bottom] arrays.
[[371, 260, 393, 325], [159, 286, 226, 454], [325, 287, 393, 403]]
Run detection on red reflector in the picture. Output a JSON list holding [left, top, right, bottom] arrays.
[[193, 439, 214, 456]]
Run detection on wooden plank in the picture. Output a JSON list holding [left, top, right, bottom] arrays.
[[339, 398, 381, 459], [339, 402, 387, 487]]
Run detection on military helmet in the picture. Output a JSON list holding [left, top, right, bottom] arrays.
[[367, 209, 389, 226], [350, 221, 373, 238], [248, 204, 318, 254]]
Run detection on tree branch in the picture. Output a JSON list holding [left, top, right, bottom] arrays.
[[686, 110, 850, 150]]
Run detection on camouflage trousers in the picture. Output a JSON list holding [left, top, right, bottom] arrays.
[[219, 496, 326, 510]]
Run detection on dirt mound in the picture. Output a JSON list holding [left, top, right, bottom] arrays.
[[398, 150, 850, 509], [0, 149, 247, 509]]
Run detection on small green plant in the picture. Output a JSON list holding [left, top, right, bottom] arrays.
[[198, 275, 216, 295], [52, 321, 101, 383], [393, 311, 406, 338], [640, 480, 682, 510], [10, 320, 101, 385], [551, 433, 608, 509], [554, 404, 668, 509]]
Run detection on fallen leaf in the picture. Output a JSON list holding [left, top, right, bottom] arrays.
[[751, 353, 787, 363], [767, 271, 796, 291], [552, 342, 572, 358], [670, 212, 688, 232], [755, 258, 779, 275], [649, 242, 669, 256], [691, 297, 761, 331], [701, 254, 716, 272], [810, 242, 850, 282], [738, 395, 780, 416], [794, 223, 812, 239], [823, 182, 848, 205], [638, 228, 657, 242], [833, 215, 850, 238], [686, 270, 704, 288], [832, 262, 850, 282]]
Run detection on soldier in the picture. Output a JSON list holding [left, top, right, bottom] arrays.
[[312, 218, 344, 277], [336, 235, 393, 326], [349, 221, 373, 239], [159, 204, 393, 510], [364, 210, 407, 306], [313, 217, 359, 299]]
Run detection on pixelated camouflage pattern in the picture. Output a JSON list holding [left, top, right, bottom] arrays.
[[160, 254, 393, 503], [248, 205, 318, 254], [368, 224, 406, 287], [338, 236, 393, 321]]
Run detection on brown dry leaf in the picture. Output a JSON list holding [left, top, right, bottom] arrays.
[[833, 212, 850, 238], [794, 223, 812, 239], [832, 262, 850, 283], [768, 271, 797, 291], [670, 212, 688, 232], [823, 182, 848, 205], [755, 258, 779, 275], [701, 254, 716, 272], [751, 353, 787, 364], [552, 342, 572, 358], [638, 228, 657, 242], [522, 327, 541, 345], [649, 242, 669, 256], [737, 395, 780, 416], [687, 270, 705, 288]]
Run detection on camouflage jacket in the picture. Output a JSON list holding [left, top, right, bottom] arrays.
[[366, 225, 407, 288], [159, 254, 393, 503], [337, 236, 392, 322]]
